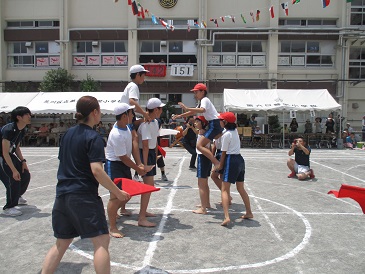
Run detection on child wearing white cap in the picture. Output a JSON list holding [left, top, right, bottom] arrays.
[[121, 64, 150, 182], [137, 98, 165, 227], [104, 103, 150, 237]]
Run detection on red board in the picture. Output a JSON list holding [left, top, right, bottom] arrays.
[[114, 178, 160, 196], [144, 64, 167, 77]]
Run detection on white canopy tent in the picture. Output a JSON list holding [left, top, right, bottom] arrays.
[[224, 89, 341, 113], [223, 89, 342, 148], [24, 92, 122, 114], [0, 92, 39, 113]]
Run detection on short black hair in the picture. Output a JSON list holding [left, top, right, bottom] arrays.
[[224, 122, 237, 130], [11, 106, 31, 122], [130, 71, 146, 80]]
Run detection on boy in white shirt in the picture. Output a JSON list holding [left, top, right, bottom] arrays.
[[137, 98, 165, 227]]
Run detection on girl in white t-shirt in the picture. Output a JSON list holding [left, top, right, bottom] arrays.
[[217, 112, 253, 226], [173, 83, 223, 170]]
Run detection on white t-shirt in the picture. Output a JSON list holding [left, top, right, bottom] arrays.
[[196, 133, 211, 154], [121, 82, 139, 104], [221, 129, 241, 154], [213, 129, 226, 150], [105, 123, 132, 161], [199, 97, 219, 121], [138, 119, 159, 149]]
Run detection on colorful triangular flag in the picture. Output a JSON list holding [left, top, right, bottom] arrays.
[[151, 14, 159, 25], [256, 10, 261, 21], [137, 2, 145, 19], [250, 11, 255, 23], [281, 2, 289, 16], [269, 6, 275, 18], [131, 1, 138, 15], [292, 0, 300, 4], [127, 0, 132, 5], [322, 0, 330, 8], [210, 18, 219, 27], [240, 14, 247, 24]]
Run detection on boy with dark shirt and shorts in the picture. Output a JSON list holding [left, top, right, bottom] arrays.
[[287, 137, 315, 180]]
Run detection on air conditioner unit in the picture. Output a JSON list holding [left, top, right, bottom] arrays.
[[92, 41, 99, 47], [25, 42, 32, 47], [160, 41, 167, 47]]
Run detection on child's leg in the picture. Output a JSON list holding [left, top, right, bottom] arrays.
[[211, 171, 232, 205], [221, 181, 231, 226], [193, 178, 210, 214], [236, 182, 253, 219], [107, 193, 124, 238], [196, 136, 219, 167], [138, 176, 156, 227]]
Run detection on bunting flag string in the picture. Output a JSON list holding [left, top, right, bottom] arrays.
[[114, 0, 340, 32]]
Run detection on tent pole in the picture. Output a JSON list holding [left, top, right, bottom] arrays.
[[283, 111, 285, 149]]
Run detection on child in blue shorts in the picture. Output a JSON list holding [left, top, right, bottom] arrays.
[[173, 83, 223, 170], [216, 112, 253, 226], [192, 116, 212, 214]]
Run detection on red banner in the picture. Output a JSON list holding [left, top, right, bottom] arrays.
[[144, 64, 167, 77]]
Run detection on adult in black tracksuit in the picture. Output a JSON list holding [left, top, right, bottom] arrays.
[[0, 106, 31, 217]]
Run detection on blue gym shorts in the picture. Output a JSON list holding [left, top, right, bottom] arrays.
[[204, 119, 223, 141], [52, 193, 109, 239], [197, 154, 212, 179], [222, 154, 245, 184], [104, 160, 132, 188]]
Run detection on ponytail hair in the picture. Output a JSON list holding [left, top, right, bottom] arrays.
[[75, 96, 100, 123]]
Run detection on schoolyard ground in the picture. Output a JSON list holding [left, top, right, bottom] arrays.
[[1, 147, 365, 274]]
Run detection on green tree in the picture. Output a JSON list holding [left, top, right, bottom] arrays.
[[268, 115, 281, 133], [39, 68, 74, 92], [80, 74, 101, 92]]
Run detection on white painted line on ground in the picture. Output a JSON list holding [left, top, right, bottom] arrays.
[[28, 156, 58, 166], [139, 156, 186, 273], [310, 160, 365, 183], [247, 185, 283, 241]]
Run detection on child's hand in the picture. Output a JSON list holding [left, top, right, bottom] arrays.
[[178, 102, 187, 110]]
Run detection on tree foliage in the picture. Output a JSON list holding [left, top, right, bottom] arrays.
[[39, 68, 74, 92], [80, 74, 101, 92], [268, 115, 281, 133]]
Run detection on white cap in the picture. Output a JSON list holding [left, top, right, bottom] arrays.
[[129, 64, 149, 74], [146, 98, 165, 110], [114, 103, 135, 115]]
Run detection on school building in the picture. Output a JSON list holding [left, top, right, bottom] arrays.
[[0, 0, 365, 127]]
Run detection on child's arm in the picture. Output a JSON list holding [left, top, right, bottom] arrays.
[[217, 151, 226, 171], [178, 102, 205, 114], [130, 98, 151, 122]]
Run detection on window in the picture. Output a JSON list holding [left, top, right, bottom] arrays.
[[72, 41, 128, 67], [348, 47, 365, 80], [279, 19, 337, 27], [139, 41, 197, 65], [6, 20, 59, 28], [208, 40, 266, 67], [7, 41, 60, 68], [350, 0, 365, 25], [168, 94, 182, 104], [278, 41, 335, 67]]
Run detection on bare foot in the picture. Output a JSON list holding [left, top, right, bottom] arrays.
[[192, 207, 207, 214], [195, 204, 212, 208], [241, 213, 254, 219], [221, 218, 231, 226], [146, 212, 157, 217], [138, 219, 156, 227], [109, 228, 125, 238], [119, 209, 132, 216]]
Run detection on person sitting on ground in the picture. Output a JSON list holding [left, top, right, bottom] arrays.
[[287, 137, 315, 180], [345, 132, 357, 149]]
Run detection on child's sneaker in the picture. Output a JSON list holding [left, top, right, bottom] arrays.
[[287, 172, 296, 178], [161, 174, 168, 181], [3, 207, 22, 217], [18, 196, 27, 205], [309, 169, 315, 179]]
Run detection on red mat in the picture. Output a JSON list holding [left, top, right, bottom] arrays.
[[328, 184, 365, 214], [114, 178, 160, 197]]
